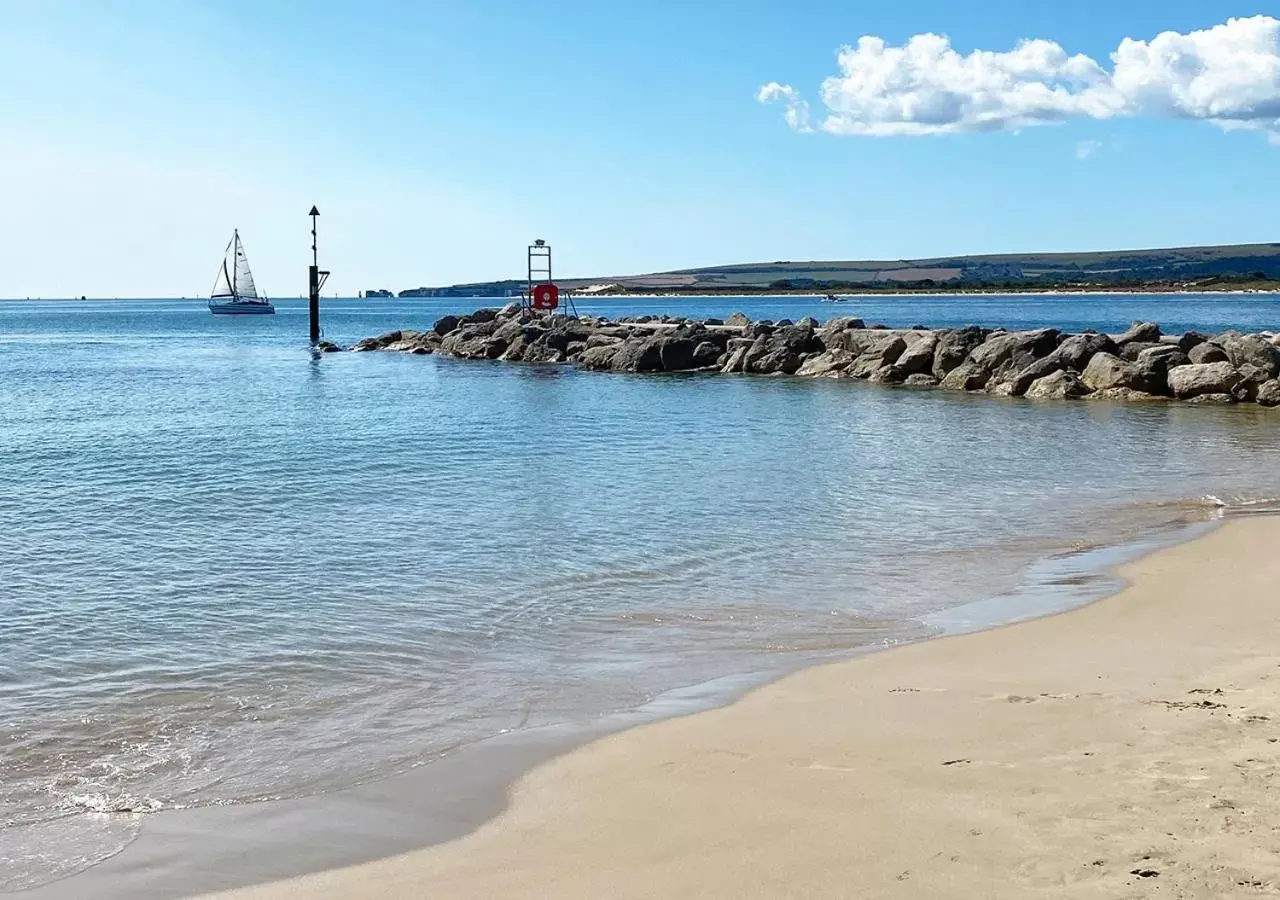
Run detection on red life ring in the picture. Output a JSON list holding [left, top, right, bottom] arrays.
[[531, 283, 559, 310]]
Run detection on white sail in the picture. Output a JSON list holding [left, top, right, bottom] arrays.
[[211, 235, 235, 299], [232, 232, 259, 299], [210, 230, 261, 302]]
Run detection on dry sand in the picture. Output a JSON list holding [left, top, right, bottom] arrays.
[[211, 516, 1280, 899]]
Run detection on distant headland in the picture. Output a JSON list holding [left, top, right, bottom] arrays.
[[383, 242, 1280, 299]]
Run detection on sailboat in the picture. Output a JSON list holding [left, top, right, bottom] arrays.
[[208, 230, 274, 315]]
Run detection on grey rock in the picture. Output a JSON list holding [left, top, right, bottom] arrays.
[[1167, 362, 1243, 399], [796, 349, 854, 377], [1188, 342, 1228, 364], [692, 341, 722, 368], [797, 316, 820, 329], [609, 338, 665, 372], [850, 336, 907, 377], [1116, 321, 1161, 345], [1120, 341, 1164, 362], [1177, 331, 1209, 352], [1256, 379, 1280, 407], [432, 315, 460, 336], [939, 360, 990, 391], [969, 329, 1060, 375], [1216, 332, 1280, 379], [469, 308, 499, 324], [497, 301, 522, 318], [1182, 393, 1236, 405], [903, 373, 939, 388], [932, 327, 987, 379], [522, 344, 565, 364], [584, 333, 623, 349], [1009, 356, 1065, 396], [1081, 353, 1135, 392], [726, 312, 750, 327], [868, 365, 906, 385], [1052, 332, 1117, 370], [656, 337, 697, 371], [1086, 387, 1164, 402], [894, 334, 938, 376], [1025, 369, 1090, 400]]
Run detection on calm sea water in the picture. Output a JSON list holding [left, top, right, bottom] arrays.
[[2, 294, 1279, 889]]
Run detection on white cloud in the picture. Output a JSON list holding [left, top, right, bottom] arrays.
[[1076, 139, 1103, 159], [756, 82, 812, 132], [760, 15, 1280, 141]]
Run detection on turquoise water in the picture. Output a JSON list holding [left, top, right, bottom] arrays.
[[2, 295, 1279, 888]]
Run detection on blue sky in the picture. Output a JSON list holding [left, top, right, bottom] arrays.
[[2, 0, 1278, 297]]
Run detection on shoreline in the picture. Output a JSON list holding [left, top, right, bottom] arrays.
[[23, 507, 1243, 899], [206, 512, 1280, 900]]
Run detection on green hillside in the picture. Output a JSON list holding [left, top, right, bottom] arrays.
[[398, 243, 1280, 297]]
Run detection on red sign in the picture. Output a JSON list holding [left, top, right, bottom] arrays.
[[531, 283, 559, 310]]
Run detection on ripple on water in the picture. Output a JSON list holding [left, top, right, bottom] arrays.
[[3, 297, 1280, 888]]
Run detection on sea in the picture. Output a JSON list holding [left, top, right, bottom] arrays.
[[3, 293, 1279, 891]]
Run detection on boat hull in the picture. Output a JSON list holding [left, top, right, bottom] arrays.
[[209, 301, 275, 315]]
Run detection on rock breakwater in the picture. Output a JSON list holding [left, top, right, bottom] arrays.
[[350, 304, 1280, 407]]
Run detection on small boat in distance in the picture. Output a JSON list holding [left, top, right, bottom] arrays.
[[822, 293, 849, 303], [209, 230, 274, 315]]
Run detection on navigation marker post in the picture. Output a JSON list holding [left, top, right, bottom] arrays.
[[308, 205, 331, 345]]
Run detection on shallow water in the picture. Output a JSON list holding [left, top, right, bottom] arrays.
[[2, 295, 1278, 888]]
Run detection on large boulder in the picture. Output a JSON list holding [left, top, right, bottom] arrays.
[[968, 329, 1060, 376], [432, 315, 460, 336], [497, 301, 522, 318], [656, 336, 698, 371], [1167, 362, 1243, 399], [1115, 321, 1161, 346], [823, 327, 882, 355], [1132, 345, 1190, 396], [849, 336, 907, 378], [932, 327, 987, 379], [1025, 370, 1090, 400], [1177, 331, 1210, 352], [1081, 352, 1135, 392], [1052, 332, 1117, 370], [726, 312, 750, 327], [579, 344, 620, 369], [469, 308, 499, 324], [796, 349, 855, 377], [609, 337, 665, 372], [894, 334, 938, 376], [1188, 342, 1228, 364], [691, 341, 722, 368], [1215, 332, 1280, 379], [1120, 341, 1164, 362], [939, 360, 990, 391], [903, 373, 939, 388], [1009, 356, 1065, 396], [1256, 380, 1280, 407]]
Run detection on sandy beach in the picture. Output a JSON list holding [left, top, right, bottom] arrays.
[[202, 515, 1280, 899]]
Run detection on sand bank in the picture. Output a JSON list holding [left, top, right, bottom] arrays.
[[208, 515, 1280, 899]]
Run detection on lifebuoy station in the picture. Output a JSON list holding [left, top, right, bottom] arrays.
[[524, 239, 576, 317]]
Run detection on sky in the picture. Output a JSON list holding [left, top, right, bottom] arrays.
[[2, 0, 1279, 297]]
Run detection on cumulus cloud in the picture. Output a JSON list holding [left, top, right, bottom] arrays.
[[759, 15, 1280, 140], [756, 82, 812, 132]]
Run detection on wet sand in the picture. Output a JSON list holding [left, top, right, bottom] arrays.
[[205, 516, 1280, 899]]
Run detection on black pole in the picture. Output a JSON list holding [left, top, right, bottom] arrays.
[[308, 206, 321, 345]]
